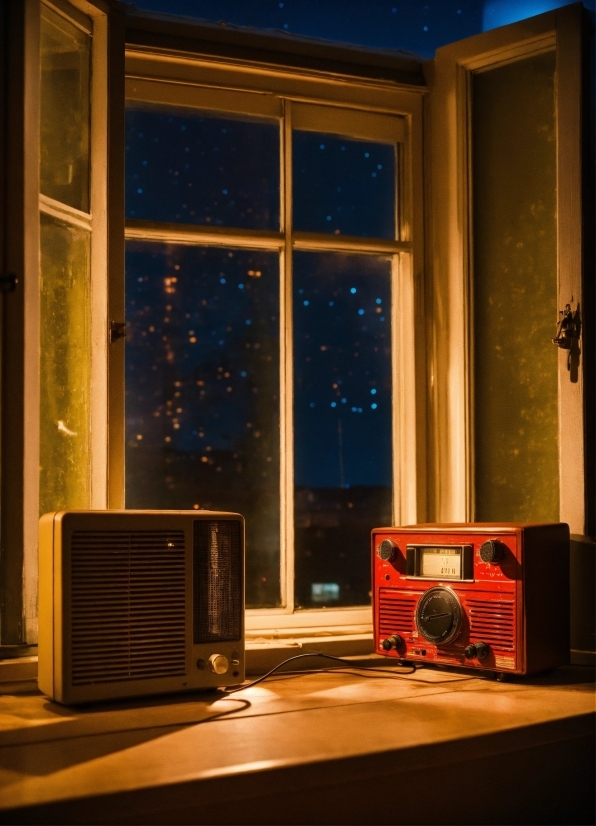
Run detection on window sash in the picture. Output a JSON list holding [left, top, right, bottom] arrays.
[[427, 6, 587, 534], [122, 47, 425, 630]]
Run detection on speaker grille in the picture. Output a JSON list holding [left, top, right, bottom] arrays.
[[70, 530, 187, 686], [467, 598, 515, 651], [194, 520, 242, 643], [378, 589, 417, 636]]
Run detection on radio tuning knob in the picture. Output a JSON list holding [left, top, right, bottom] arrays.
[[209, 654, 229, 675], [381, 634, 404, 651], [378, 539, 398, 562], [479, 540, 505, 564], [464, 642, 490, 661]]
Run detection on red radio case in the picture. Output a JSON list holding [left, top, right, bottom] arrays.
[[372, 523, 570, 676]]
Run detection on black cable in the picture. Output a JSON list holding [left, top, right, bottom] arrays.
[[247, 666, 417, 684], [225, 652, 416, 693]]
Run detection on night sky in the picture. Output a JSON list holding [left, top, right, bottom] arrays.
[[127, 0, 591, 57], [130, 0, 483, 56]]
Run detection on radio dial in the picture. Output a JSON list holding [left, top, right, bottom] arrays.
[[209, 654, 229, 675], [479, 540, 505, 564], [464, 642, 490, 661], [378, 539, 398, 562], [415, 587, 463, 645]]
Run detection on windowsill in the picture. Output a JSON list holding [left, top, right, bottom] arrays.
[[1, 638, 594, 687], [0, 664, 593, 824], [0, 634, 377, 686]]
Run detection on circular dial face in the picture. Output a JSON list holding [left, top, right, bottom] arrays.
[[415, 587, 463, 645]]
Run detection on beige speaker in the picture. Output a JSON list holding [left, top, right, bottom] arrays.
[[38, 510, 245, 704]]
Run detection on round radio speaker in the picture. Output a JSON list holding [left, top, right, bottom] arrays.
[[415, 586, 463, 645]]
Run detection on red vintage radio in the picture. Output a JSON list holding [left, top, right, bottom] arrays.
[[372, 523, 570, 677]]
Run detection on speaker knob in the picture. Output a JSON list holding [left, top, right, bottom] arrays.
[[479, 540, 505, 564], [209, 654, 229, 675], [378, 539, 398, 561], [464, 642, 490, 661]]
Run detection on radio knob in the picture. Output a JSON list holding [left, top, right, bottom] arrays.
[[378, 539, 398, 562], [479, 540, 505, 564], [208, 654, 229, 675], [464, 642, 490, 661], [381, 634, 403, 651]]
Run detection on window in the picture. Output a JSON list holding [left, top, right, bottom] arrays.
[[0, 3, 590, 651], [122, 55, 424, 627]]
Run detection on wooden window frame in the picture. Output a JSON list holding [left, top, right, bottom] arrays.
[[122, 25, 428, 633], [0, 0, 124, 648]]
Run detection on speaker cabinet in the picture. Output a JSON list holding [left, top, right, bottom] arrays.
[[39, 510, 244, 704]]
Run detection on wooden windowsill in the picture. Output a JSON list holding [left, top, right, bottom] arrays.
[[0, 664, 593, 824]]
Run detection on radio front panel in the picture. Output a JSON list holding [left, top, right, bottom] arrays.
[[372, 523, 570, 676]]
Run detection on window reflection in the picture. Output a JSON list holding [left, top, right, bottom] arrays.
[[472, 52, 558, 521], [40, 5, 91, 212], [39, 214, 91, 514]]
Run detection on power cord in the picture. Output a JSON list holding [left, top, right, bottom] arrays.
[[225, 652, 416, 693]]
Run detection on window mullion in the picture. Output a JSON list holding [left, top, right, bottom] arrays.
[[280, 98, 294, 613]]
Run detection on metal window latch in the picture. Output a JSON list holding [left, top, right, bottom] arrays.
[[552, 302, 581, 372], [110, 321, 127, 343], [0, 273, 18, 293], [552, 303, 581, 349]]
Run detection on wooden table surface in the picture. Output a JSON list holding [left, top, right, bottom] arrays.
[[0, 663, 594, 825]]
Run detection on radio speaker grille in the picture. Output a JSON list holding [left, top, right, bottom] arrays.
[[70, 530, 187, 686], [467, 598, 515, 651], [193, 520, 242, 643], [379, 590, 416, 635]]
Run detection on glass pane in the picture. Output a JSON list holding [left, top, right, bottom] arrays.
[[125, 243, 281, 607], [39, 213, 91, 515], [472, 51, 558, 521], [293, 132, 395, 238], [126, 108, 280, 229], [293, 252, 392, 608], [40, 5, 91, 212]]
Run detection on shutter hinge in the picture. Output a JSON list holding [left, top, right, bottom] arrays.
[[110, 321, 127, 343]]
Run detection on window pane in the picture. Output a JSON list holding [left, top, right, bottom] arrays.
[[125, 243, 281, 607], [293, 252, 393, 608], [126, 109, 280, 229], [472, 52, 558, 521], [293, 133, 395, 238], [40, 5, 91, 212], [39, 213, 91, 514]]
